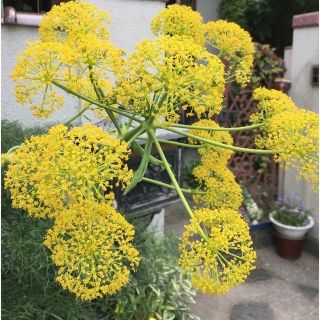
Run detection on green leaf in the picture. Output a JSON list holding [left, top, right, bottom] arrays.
[[163, 310, 176, 320], [180, 292, 196, 304], [149, 284, 161, 297], [124, 136, 153, 195]]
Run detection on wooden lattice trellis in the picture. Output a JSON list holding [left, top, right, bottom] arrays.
[[219, 87, 279, 209]]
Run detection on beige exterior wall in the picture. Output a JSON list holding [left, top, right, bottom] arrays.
[[1, 0, 165, 128], [283, 24, 319, 240]]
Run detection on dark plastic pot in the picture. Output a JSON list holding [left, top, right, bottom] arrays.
[[273, 231, 306, 260], [250, 222, 272, 231]]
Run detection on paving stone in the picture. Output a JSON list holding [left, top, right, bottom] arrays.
[[230, 302, 273, 320], [247, 268, 273, 283], [297, 284, 319, 299]]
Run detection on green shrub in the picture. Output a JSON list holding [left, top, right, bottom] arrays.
[[219, 0, 319, 55], [1, 120, 97, 320], [100, 224, 199, 320]]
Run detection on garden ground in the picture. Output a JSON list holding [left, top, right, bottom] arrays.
[[165, 201, 319, 320]]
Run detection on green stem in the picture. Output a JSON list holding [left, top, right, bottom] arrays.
[[166, 122, 264, 132], [64, 106, 90, 126], [121, 125, 143, 142], [127, 127, 145, 146], [148, 129, 208, 241], [52, 81, 142, 123], [138, 137, 203, 149], [141, 177, 205, 194], [88, 70, 123, 134], [219, 249, 246, 261], [89, 80, 157, 165], [53, 81, 163, 167], [131, 142, 164, 167], [6, 145, 20, 154], [163, 127, 273, 155]]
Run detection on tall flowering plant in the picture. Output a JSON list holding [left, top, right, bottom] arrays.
[[3, 2, 319, 301]]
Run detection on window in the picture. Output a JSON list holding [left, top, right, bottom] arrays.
[[2, 0, 68, 25], [311, 65, 319, 87], [3, 0, 67, 13]]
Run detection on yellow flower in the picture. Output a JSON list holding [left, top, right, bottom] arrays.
[[39, 1, 110, 43], [188, 119, 234, 163], [116, 35, 225, 123], [205, 20, 254, 86], [12, 41, 65, 118], [256, 109, 319, 189], [187, 120, 242, 210], [193, 161, 243, 211], [251, 87, 319, 189], [151, 4, 205, 45], [250, 87, 297, 124], [58, 36, 123, 119], [44, 201, 140, 301], [179, 208, 256, 294], [12, 2, 123, 119], [4, 124, 132, 219]]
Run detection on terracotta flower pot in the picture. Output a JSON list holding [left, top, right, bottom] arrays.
[[273, 231, 306, 260], [274, 77, 291, 93], [269, 212, 314, 260]]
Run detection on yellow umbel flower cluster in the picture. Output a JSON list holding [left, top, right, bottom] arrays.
[[44, 201, 140, 301], [12, 41, 65, 118], [151, 4, 205, 46], [205, 20, 254, 86], [4, 124, 132, 219], [252, 88, 319, 188], [193, 163, 243, 211], [4, 123, 139, 300], [250, 87, 297, 124], [12, 1, 123, 119], [39, 1, 110, 42], [179, 208, 256, 294], [188, 120, 243, 210], [188, 119, 234, 161], [116, 36, 225, 123]]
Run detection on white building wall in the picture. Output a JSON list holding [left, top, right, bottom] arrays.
[[1, 25, 80, 127], [283, 23, 319, 241], [1, 0, 165, 128], [196, 0, 221, 22]]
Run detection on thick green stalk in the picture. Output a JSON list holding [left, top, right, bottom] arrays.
[[121, 125, 144, 142], [127, 127, 145, 146], [138, 137, 203, 149], [163, 127, 273, 155], [148, 129, 208, 241], [141, 177, 205, 194], [88, 71, 123, 134], [166, 122, 264, 132]]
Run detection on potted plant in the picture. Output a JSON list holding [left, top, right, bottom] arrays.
[[269, 199, 314, 260]]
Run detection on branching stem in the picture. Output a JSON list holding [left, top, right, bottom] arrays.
[[148, 128, 208, 241], [165, 122, 264, 132], [162, 127, 273, 155]]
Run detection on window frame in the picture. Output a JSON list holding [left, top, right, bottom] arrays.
[[1, 0, 67, 26]]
